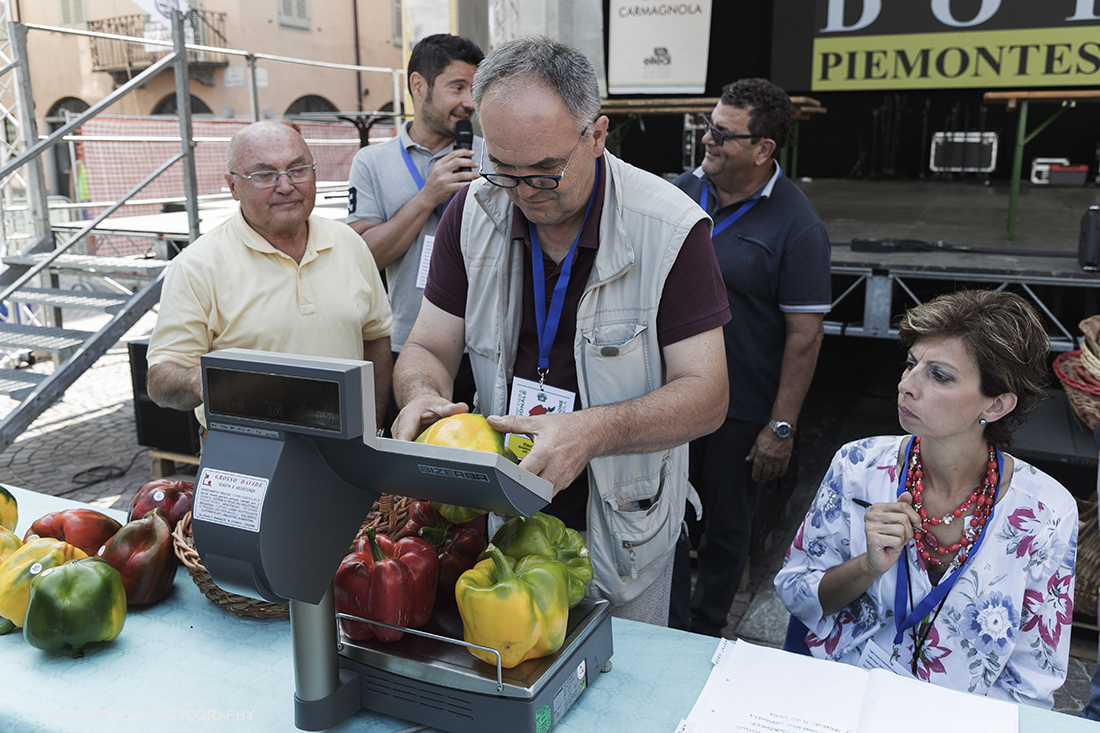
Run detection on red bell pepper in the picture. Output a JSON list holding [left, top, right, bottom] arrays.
[[98, 508, 177, 605], [128, 480, 193, 531], [397, 500, 487, 597], [335, 528, 439, 642], [436, 527, 487, 595], [25, 509, 122, 557], [398, 500, 486, 539]]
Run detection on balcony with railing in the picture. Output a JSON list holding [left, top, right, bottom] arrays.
[[89, 11, 228, 87]]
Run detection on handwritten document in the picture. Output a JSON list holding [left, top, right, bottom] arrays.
[[677, 640, 1018, 733]]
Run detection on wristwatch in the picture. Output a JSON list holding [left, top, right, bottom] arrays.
[[767, 420, 794, 439]]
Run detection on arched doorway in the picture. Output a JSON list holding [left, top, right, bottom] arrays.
[[151, 94, 214, 116], [284, 95, 338, 117]]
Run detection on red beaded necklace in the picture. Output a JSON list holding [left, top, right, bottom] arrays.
[[907, 436, 999, 570]]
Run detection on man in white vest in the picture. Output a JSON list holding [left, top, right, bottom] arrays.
[[392, 37, 730, 625]]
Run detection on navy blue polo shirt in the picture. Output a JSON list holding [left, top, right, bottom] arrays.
[[673, 163, 832, 424]]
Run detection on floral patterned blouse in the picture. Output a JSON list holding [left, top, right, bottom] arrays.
[[775, 435, 1078, 708]]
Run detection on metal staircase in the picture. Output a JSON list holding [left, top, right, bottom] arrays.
[[0, 253, 168, 443], [0, 15, 199, 453]]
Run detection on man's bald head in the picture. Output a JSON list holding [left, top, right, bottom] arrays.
[[224, 122, 316, 245], [226, 121, 309, 174]]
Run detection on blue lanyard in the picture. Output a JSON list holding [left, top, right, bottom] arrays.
[[700, 186, 758, 237], [399, 142, 427, 188], [892, 438, 1004, 645], [698, 165, 780, 237], [529, 163, 601, 382], [400, 142, 453, 219]]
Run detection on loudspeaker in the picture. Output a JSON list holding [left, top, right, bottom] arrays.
[[128, 338, 201, 454], [1081, 205, 1100, 272]]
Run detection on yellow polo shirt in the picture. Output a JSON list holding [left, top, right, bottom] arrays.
[[147, 208, 393, 423]]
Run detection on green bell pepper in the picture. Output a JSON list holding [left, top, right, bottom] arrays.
[[491, 512, 593, 608], [431, 502, 488, 526], [455, 544, 569, 669], [23, 557, 126, 658]]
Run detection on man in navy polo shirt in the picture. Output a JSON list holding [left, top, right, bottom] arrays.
[[669, 78, 832, 636]]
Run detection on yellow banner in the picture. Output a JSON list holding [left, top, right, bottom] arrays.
[[812, 26, 1100, 91]]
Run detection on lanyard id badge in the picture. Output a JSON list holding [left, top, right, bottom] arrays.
[[505, 377, 576, 459]]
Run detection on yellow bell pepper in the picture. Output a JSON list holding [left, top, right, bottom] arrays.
[[455, 543, 569, 668], [0, 484, 16, 532], [0, 526, 21, 563], [0, 537, 87, 628]]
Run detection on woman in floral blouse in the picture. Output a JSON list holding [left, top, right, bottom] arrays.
[[775, 290, 1077, 708]]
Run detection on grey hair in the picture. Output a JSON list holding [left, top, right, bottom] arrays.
[[472, 36, 601, 133]]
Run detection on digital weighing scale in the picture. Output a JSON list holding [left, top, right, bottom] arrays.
[[190, 349, 614, 732]]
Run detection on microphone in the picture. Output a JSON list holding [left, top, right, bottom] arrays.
[[455, 119, 474, 172]]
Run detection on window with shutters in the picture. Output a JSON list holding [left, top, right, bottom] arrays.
[[391, 0, 403, 46], [277, 0, 310, 30], [57, 0, 88, 30]]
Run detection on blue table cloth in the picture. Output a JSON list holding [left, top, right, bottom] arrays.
[[0, 486, 1095, 732]]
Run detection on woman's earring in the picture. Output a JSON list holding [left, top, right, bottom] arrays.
[[979, 418, 987, 426]]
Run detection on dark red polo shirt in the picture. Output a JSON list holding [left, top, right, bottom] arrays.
[[425, 155, 729, 529]]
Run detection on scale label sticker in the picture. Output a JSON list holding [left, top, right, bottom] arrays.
[[535, 704, 551, 733], [193, 468, 269, 533], [417, 465, 490, 483], [552, 659, 586, 726]]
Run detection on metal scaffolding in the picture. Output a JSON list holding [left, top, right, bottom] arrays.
[[0, 0, 24, 252]]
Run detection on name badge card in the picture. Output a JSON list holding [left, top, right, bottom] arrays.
[[857, 638, 914, 678], [506, 376, 575, 459]]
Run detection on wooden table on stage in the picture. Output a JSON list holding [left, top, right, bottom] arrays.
[[599, 96, 826, 178], [983, 90, 1100, 240]]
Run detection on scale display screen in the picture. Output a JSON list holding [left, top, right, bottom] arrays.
[[206, 367, 342, 433]]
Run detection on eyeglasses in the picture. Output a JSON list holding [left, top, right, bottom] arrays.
[[702, 115, 756, 146], [231, 164, 316, 189], [479, 126, 589, 190]]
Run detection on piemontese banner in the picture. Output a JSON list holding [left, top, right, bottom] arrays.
[[608, 0, 713, 95], [771, 0, 1100, 92], [814, 25, 1100, 90]]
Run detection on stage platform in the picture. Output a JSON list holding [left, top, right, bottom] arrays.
[[797, 178, 1100, 348], [46, 177, 1100, 347]]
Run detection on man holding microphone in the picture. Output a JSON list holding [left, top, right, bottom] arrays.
[[346, 34, 484, 425]]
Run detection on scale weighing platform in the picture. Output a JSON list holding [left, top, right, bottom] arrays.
[[190, 349, 613, 732]]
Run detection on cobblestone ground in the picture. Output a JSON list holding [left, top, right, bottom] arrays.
[[0, 310, 160, 511]]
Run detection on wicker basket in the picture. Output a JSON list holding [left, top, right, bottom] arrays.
[[172, 512, 290, 618], [171, 494, 415, 618], [1077, 495, 1100, 620], [352, 494, 414, 548], [1053, 350, 1100, 431]]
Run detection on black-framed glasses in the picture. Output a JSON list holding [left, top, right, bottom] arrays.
[[231, 164, 316, 189], [479, 126, 590, 190], [702, 115, 756, 146]]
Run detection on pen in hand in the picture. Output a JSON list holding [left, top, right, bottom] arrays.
[[853, 497, 921, 531]]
